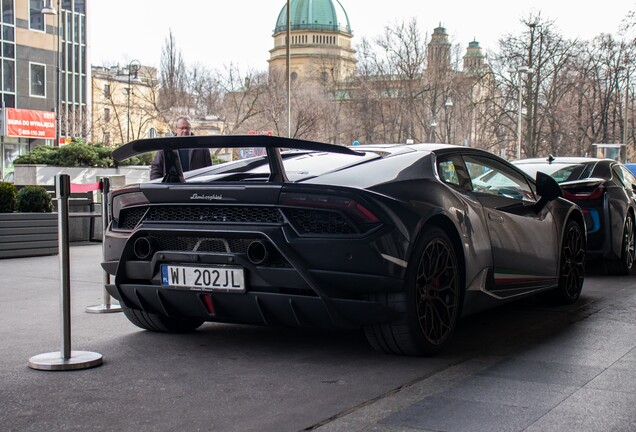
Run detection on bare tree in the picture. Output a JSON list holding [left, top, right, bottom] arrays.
[[216, 64, 266, 134], [159, 29, 189, 111]]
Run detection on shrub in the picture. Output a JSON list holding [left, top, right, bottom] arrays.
[[16, 186, 53, 213], [12, 140, 152, 168], [0, 181, 17, 213]]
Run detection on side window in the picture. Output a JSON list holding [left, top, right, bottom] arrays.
[[611, 165, 625, 187], [617, 165, 636, 190], [437, 155, 471, 191], [438, 160, 459, 186], [464, 155, 536, 202]]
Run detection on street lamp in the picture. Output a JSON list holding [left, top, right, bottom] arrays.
[[624, 67, 630, 162], [510, 65, 533, 160], [444, 97, 454, 144], [286, 0, 291, 138], [430, 119, 438, 142], [126, 60, 141, 143], [42, 0, 60, 146]]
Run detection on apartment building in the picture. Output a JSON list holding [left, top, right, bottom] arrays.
[[1, 0, 87, 179]]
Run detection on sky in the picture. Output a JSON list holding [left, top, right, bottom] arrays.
[[88, 0, 634, 72]]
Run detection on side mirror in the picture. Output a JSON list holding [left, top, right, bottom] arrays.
[[534, 171, 562, 212]]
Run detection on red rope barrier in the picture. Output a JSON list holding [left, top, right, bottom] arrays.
[[69, 182, 101, 193]]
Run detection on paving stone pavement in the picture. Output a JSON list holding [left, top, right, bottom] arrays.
[[315, 279, 636, 432], [3, 244, 636, 431]]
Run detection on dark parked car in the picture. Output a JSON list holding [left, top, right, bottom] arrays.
[[515, 156, 636, 275], [103, 136, 585, 356]]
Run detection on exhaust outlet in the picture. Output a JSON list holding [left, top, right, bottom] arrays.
[[247, 240, 269, 265], [133, 236, 157, 260]]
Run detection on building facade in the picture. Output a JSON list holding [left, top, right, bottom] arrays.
[[269, 0, 356, 82], [0, 0, 88, 180], [91, 63, 167, 146], [268, 0, 495, 148]]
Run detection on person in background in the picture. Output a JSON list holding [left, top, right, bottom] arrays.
[[149, 116, 212, 180]]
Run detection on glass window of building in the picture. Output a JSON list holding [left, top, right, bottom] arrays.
[[29, 0, 45, 31], [1, 1, 15, 108], [3, 41, 14, 58], [3, 0, 14, 24], [2, 24, 14, 41], [29, 63, 46, 97], [3, 58, 14, 92]]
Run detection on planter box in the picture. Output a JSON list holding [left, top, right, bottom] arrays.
[[0, 213, 58, 259], [13, 165, 149, 187]]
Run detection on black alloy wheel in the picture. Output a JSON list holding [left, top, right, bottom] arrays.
[[363, 226, 462, 356], [414, 231, 461, 348], [554, 220, 585, 304], [606, 214, 635, 276]]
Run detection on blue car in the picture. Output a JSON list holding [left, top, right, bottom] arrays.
[[625, 163, 636, 177]]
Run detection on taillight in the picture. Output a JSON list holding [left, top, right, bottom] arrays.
[[111, 191, 149, 220], [562, 187, 604, 201], [279, 193, 379, 223]]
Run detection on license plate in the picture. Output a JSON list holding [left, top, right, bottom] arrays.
[[160, 264, 245, 292]]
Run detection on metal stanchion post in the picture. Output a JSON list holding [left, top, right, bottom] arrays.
[[86, 177, 121, 313], [28, 174, 103, 371]]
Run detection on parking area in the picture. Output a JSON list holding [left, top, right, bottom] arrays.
[[2, 244, 636, 431]]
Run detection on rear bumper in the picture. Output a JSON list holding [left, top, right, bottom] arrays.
[[103, 223, 408, 330], [106, 283, 400, 330]]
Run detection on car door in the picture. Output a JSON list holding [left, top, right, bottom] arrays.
[[463, 154, 559, 297]]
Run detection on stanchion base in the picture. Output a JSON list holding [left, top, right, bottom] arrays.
[[85, 303, 122, 314], [28, 351, 103, 371]]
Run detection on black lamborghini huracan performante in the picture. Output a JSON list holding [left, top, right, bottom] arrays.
[[103, 135, 586, 356]]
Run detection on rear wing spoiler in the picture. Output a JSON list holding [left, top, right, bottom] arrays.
[[559, 177, 605, 188], [112, 134, 363, 183]]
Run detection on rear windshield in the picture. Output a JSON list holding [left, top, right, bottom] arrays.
[[191, 150, 378, 182], [516, 162, 596, 183], [253, 151, 377, 179]]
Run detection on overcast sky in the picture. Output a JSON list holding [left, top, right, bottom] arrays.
[[88, 0, 633, 71]]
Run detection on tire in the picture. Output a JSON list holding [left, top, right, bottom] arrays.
[[606, 214, 635, 276], [364, 226, 462, 356], [122, 307, 204, 333], [553, 220, 586, 304]]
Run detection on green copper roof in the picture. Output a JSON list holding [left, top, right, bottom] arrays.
[[274, 0, 352, 35]]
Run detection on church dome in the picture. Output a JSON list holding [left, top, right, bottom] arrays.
[[274, 0, 352, 35]]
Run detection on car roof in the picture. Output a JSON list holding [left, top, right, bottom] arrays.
[[353, 142, 461, 152], [515, 156, 615, 165]]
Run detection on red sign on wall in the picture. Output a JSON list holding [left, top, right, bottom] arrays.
[[4, 108, 56, 139]]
